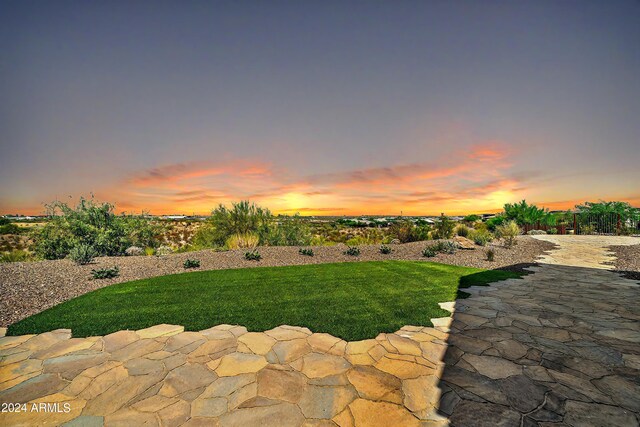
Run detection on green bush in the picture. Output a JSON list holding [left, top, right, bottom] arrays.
[[422, 247, 436, 257], [244, 249, 262, 261], [343, 246, 360, 256], [0, 217, 10, 226], [496, 220, 521, 248], [456, 225, 470, 237], [486, 248, 495, 261], [91, 266, 119, 279], [196, 201, 273, 248], [433, 215, 455, 239], [0, 250, 31, 263], [34, 197, 161, 259], [379, 244, 392, 254], [503, 200, 549, 226], [485, 215, 506, 232], [463, 214, 481, 223], [0, 224, 21, 235], [469, 229, 493, 246], [68, 243, 96, 265], [389, 220, 429, 243], [268, 214, 312, 246], [183, 259, 200, 269], [426, 240, 458, 255], [298, 248, 314, 256]]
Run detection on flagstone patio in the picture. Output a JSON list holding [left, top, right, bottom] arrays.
[[0, 235, 638, 426]]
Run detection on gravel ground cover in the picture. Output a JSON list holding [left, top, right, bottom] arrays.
[[607, 243, 640, 281], [0, 236, 556, 326]]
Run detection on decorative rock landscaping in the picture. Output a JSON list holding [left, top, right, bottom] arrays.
[[1, 235, 639, 426]]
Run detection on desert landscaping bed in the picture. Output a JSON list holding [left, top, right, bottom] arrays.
[[0, 236, 556, 326], [607, 243, 640, 281]]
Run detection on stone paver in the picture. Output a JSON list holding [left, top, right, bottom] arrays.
[[0, 235, 638, 426]]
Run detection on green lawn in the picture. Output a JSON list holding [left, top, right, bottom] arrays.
[[8, 261, 522, 340]]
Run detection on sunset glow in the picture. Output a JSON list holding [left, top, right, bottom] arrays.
[[1, 2, 638, 216]]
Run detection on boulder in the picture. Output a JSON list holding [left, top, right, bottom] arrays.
[[453, 236, 475, 250]]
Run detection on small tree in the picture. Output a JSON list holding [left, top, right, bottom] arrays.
[[434, 214, 455, 239], [496, 220, 521, 248]]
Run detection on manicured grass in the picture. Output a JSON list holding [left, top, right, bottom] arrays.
[[8, 261, 522, 340]]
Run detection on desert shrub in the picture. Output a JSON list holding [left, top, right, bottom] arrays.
[[91, 266, 119, 279], [155, 245, 173, 256], [196, 201, 273, 248], [309, 235, 337, 246], [0, 224, 21, 235], [463, 214, 481, 223], [422, 247, 436, 257], [226, 232, 260, 249], [34, 197, 161, 259], [379, 244, 392, 254], [145, 247, 156, 256], [268, 214, 312, 246], [389, 220, 429, 243], [433, 215, 455, 239], [0, 250, 31, 263], [183, 259, 200, 269], [298, 248, 314, 256], [547, 227, 558, 235], [469, 229, 493, 246], [485, 215, 506, 232], [456, 225, 470, 237], [68, 243, 96, 265], [125, 246, 144, 256], [496, 220, 521, 248], [343, 246, 360, 256], [486, 248, 495, 261], [427, 240, 459, 254], [0, 217, 9, 226], [503, 200, 549, 226], [244, 249, 262, 261]]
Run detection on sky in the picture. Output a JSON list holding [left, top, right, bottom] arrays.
[[1, 0, 639, 216]]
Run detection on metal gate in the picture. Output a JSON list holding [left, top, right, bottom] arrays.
[[572, 212, 639, 235]]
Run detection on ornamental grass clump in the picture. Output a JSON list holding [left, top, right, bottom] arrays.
[[344, 246, 361, 256], [69, 243, 96, 265], [469, 229, 493, 246], [486, 248, 495, 262], [244, 249, 262, 261], [183, 259, 201, 269], [496, 220, 521, 248], [91, 266, 119, 279], [298, 248, 314, 256], [226, 232, 260, 250]]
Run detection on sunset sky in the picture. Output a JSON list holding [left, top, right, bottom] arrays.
[[1, 1, 639, 216]]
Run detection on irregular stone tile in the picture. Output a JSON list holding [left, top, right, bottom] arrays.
[[332, 407, 355, 427], [103, 408, 159, 426], [449, 400, 520, 427], [548, 370, 613, 404], [448, 334, 491, 355], [461, 354, 522, 379], [497, 374, 547, 413], [187, 338, 237, 363], [440, 366, 509, 406], [345, 339, 379, 355], [298, 352, 351, 378], [158, 399, 190, 427], [191, 396, 227, 417], [256, 368, 306, 403], [564, 400, 637, 426], [346, 365, 402, 404], [386, 335, 422, 356], [375, 356, 434, 379], [348, 398, 420, 427], [31, 338, 95, 359], [0, 373, 67, 404], [200, 373, 256, 398], [0, 358, 42, 384], [228, 381, 258, 410], [163, 332, 207, 352], [0, 392, 86, 426], [131, 394, 179, 412], [61, 415, 104, 427], [103, 330, 140, 353], [83, 371, 166, 415], [214, 352, 267, 377], [298, 385, 358, 419], [272, 338, 312, 363], [493, 339, 528, 360], [136, 324, 184, 339], [110, 339, 163, 362], [218, 401, 305, 426], [307, 333, 343, 353], [159, 364, 218, 397], [124, 357, 165, 376], [402, 375, 440, 413], [237, 332, 276, 355], [592, 375, 640, 412], [43, 353, 109, 380], [79, 365, 129, 400], [264, 326, 309, 341], [0, 334, 35, 350]]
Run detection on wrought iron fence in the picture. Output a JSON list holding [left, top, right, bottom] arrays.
[[573, 212, 640, 235]]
